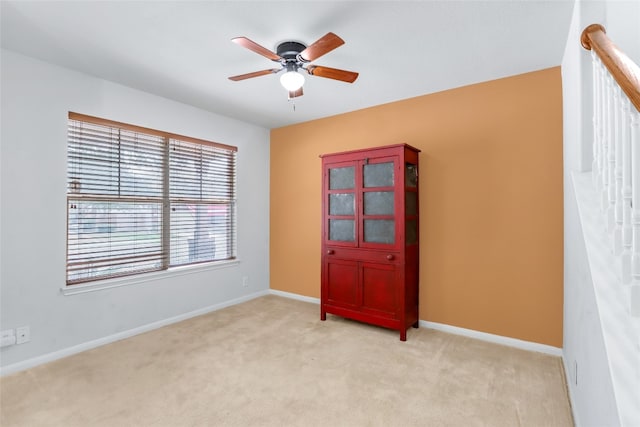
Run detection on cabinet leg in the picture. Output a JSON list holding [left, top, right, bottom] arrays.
[[320, 310, 326, 321], [400, 329, 407, 341], [412, 321, 419, 328]]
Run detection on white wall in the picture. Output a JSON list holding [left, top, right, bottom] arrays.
[[0, 49, 270, 370], [606, 1, 640, 63], [563, 177, 619, 427], [562, 1, 640, 425]]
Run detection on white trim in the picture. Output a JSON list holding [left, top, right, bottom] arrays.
[[269, 289, 320, 304], [61, 259, 241, 295], [5, 288, 563, 376], [420, 320, 563, 356], [562, 353, 582, 427], [269, 290, 563, 356], [0, 290, 268, 377]]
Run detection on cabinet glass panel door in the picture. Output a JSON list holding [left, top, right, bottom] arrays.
[[330, 166, 355, 190], [405, 219, 417, 245], [405, 163, 417, 187], [329, 219, 355, 242], [329, 193, 354, 215], [362, 160, 396, 246], [327, 165, 356, 244], [405, 192, 417, 215], [364, 219, 395, 244], [405, 162, 418, 247], [363, 162, 394, 187], [363, 192, 394, 215]]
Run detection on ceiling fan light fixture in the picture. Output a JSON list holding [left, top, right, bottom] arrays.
[[229, 33, 357, 98], [280, 70, 305, 91]]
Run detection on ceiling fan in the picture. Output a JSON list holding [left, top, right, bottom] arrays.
[[228, 32, 359, 99]]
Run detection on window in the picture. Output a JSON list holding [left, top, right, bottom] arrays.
[[66, 112, 237, 285]]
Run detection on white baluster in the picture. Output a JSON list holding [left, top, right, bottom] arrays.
[[621, 97, 633, 284], [631, 108, 640, 316], [602, 74, 611, 213], [592, 52, 600, 186], [598, 61, 607, 195], [607, 75, 617, 232], [613, 85, 623, 254]]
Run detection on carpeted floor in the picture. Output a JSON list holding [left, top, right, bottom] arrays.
[[0, 295, 573, 426]]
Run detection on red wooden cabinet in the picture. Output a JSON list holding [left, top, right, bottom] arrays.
[[320, 144, 420, 341]]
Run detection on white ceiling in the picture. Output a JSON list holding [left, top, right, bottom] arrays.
[[0, 1, 575, 129]]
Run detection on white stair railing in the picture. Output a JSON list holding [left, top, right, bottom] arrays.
[[582, 24, 640, 317]]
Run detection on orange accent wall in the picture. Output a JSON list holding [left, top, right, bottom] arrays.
[[270, 67, 563, 347]]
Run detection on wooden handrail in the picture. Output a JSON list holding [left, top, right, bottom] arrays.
[[581, 24, 640, 113]]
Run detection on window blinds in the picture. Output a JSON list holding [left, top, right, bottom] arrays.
[[67, 114, 237, 285], [169, 138, 236, 266]]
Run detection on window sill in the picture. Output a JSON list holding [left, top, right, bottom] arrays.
[[61, 259, 241, 296]]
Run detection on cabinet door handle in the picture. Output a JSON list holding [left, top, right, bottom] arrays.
[[327, 249, 335, 255], [386, 254, 395, 261]]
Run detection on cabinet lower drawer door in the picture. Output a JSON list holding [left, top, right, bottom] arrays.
[[326, 259, 358, 307], [361, 262, 397, 317]]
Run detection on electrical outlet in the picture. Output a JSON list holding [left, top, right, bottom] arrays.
[[1, 329, 16, 347], [16, 326, 30, 344], [242, 276, 249, 287]]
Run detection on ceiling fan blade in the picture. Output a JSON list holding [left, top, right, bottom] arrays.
[[306, 65, 359, 83], [299, 32, 344, 62], [288, 87, 304, 99], [232, 37, 282, 61], [228, 68, 281, 81]]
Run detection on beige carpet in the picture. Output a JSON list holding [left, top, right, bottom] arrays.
[[0, 295, 573, 426]]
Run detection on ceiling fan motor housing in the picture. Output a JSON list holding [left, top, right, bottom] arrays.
[[276, 41, 307, 64]]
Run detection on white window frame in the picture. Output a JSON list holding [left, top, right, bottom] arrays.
[[66, 112, 237, 288]]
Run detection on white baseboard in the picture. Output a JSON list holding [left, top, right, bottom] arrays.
[[3, 289, 563, 376], [269, 289, 320, 304], [420, 320, 563, 356], [269, 289, 562, 356], [0, 290, 269, 377]]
